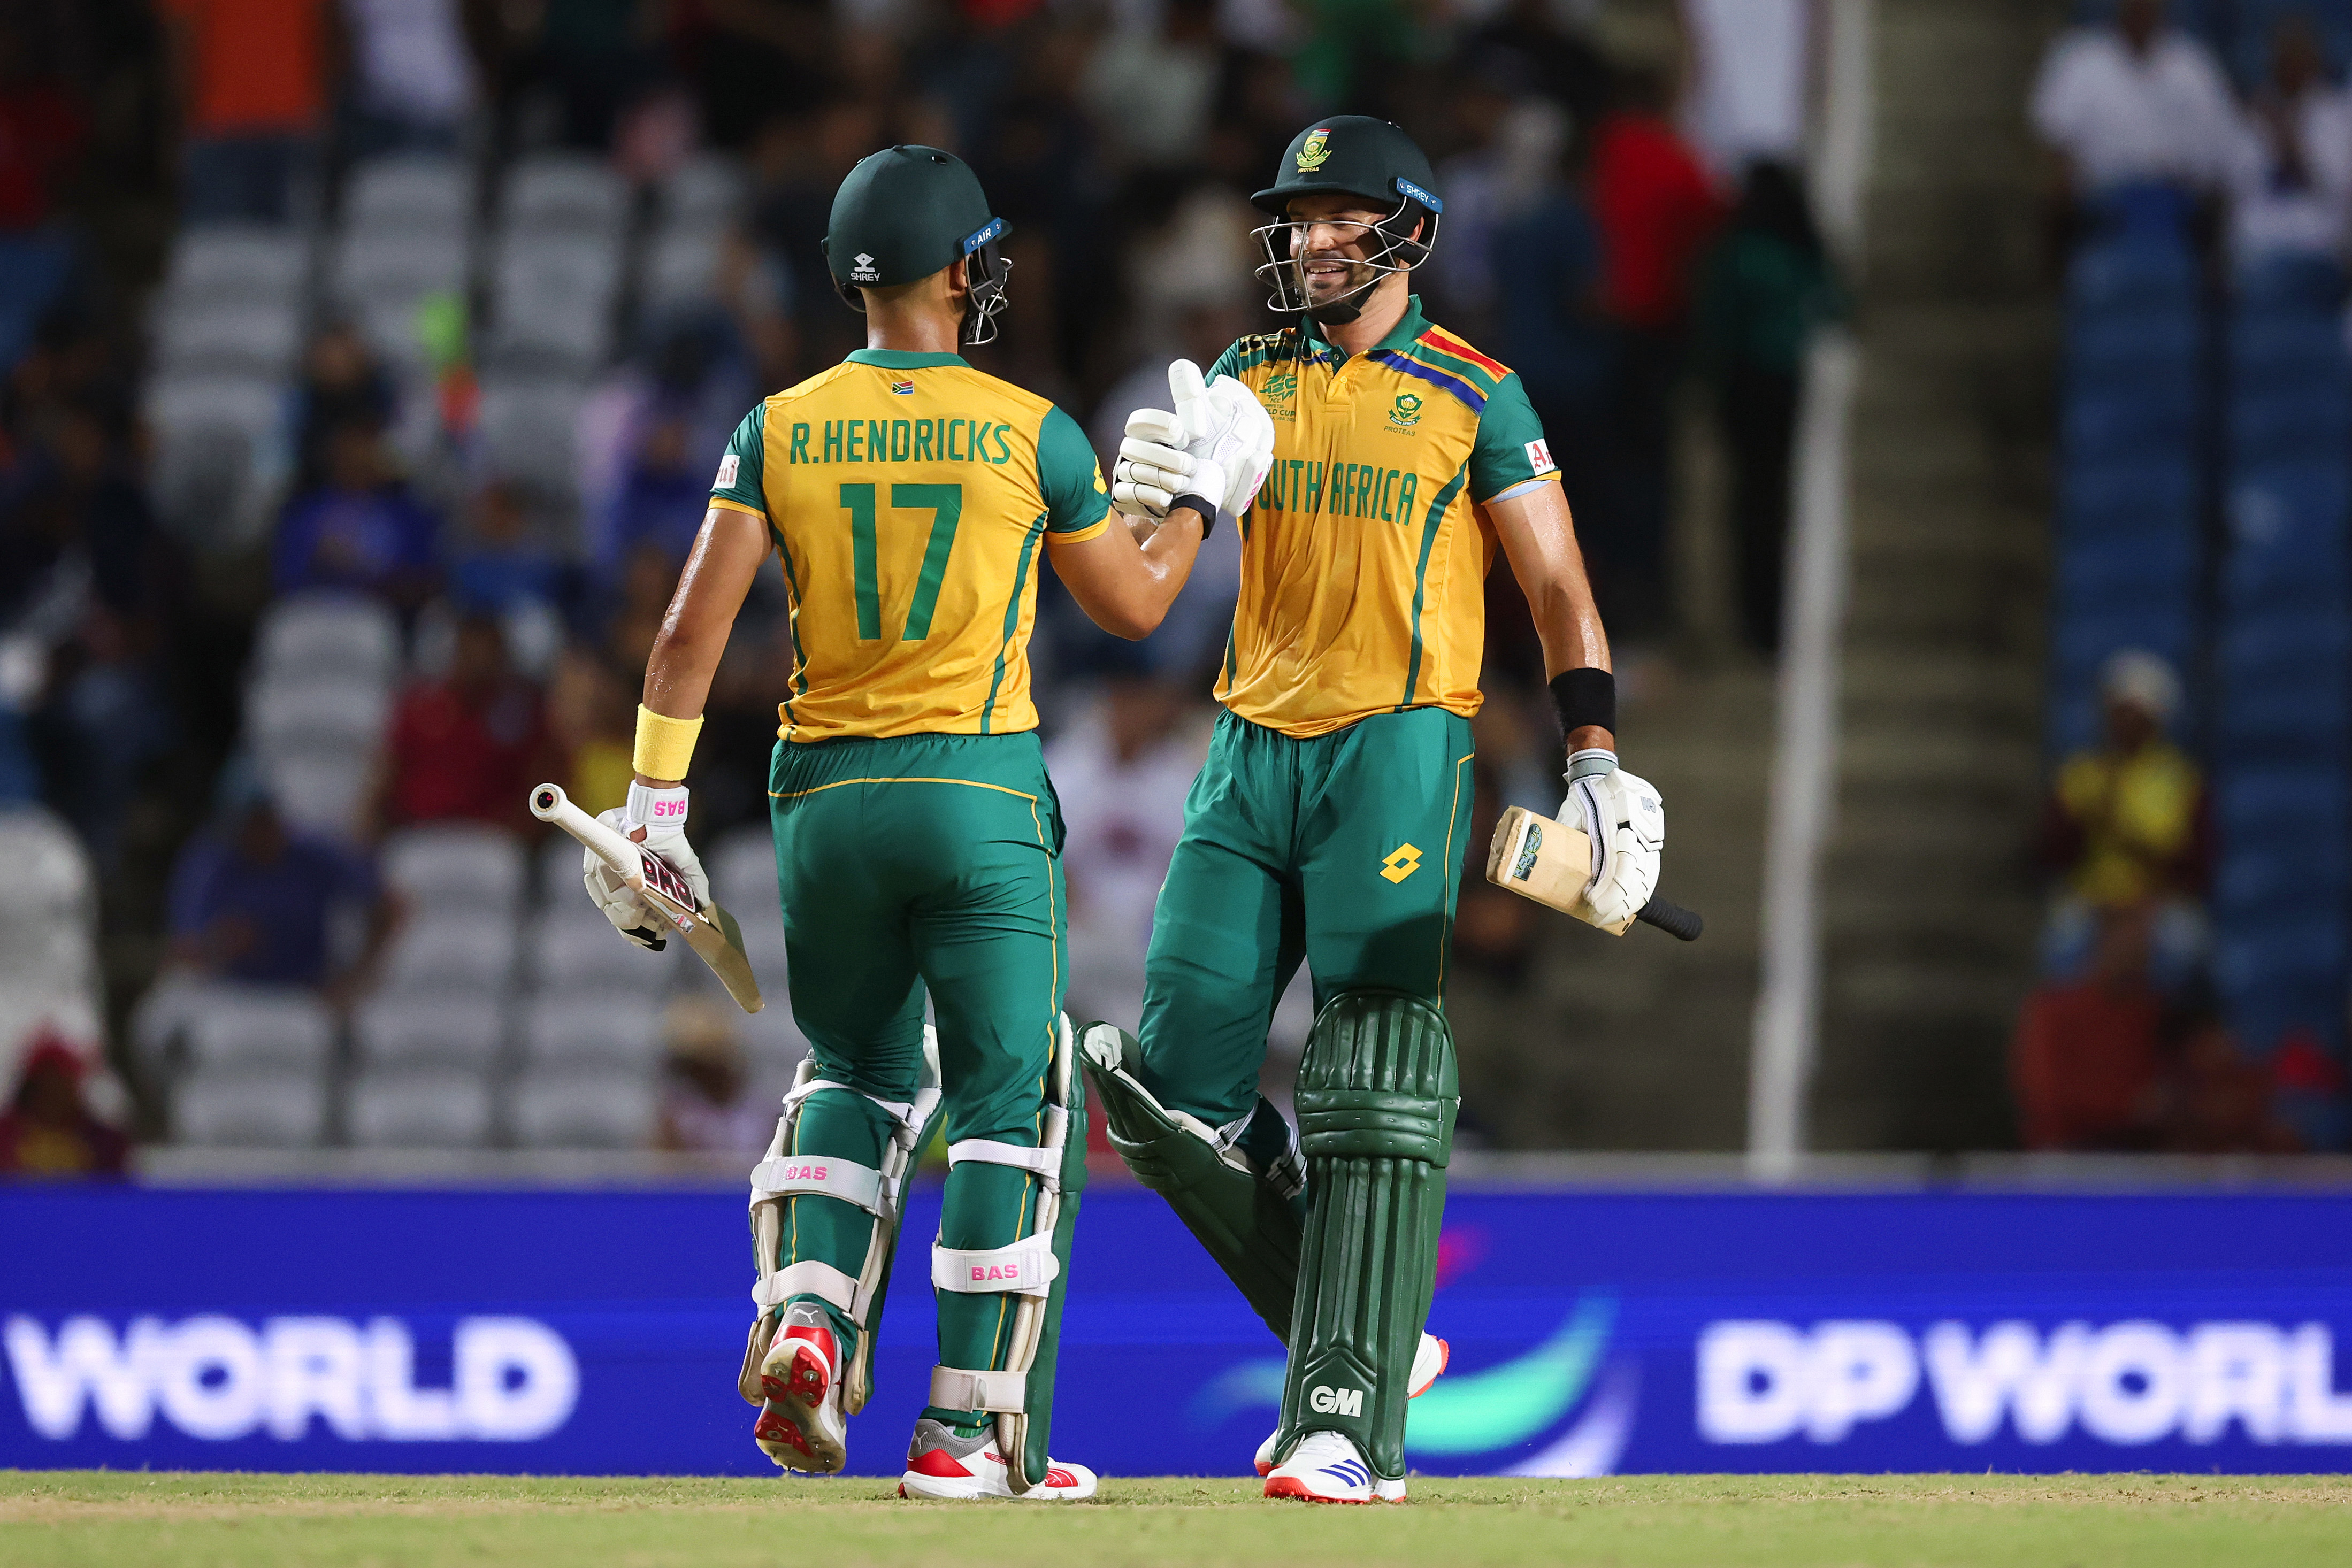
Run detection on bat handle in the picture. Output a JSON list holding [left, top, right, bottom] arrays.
[[1637, 897, 1705, 942], [528, 781, 640, 881]]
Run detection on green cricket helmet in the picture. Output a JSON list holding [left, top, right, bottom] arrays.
[[1250, 116, 1443, 322], [822, 145, 1013, 344]]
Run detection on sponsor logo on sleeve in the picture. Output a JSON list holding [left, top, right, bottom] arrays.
[[1524, 439, 1556, 475], [714, 454, 740, 489]]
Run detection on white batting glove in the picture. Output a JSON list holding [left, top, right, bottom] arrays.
[[581, 782, 712, 951], [1110, 360, 1276, 521], [1560, 750, 1665, 936]]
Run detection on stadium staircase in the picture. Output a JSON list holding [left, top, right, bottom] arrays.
[[1809, 0, 2064, 1150]]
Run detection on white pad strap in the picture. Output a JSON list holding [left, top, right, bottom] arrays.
[[930, 1365, 1027, 1414], [750, 1154, 886, 1215], [752, 1258, 864, 1315], [931, 1235, 1059, 1296], [947, 1138, 1061, 1189]]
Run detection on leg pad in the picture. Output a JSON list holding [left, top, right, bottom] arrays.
[[1279, 990, 1457, 1483]]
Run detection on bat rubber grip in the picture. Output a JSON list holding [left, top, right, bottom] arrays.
[[1637, 897, 1705, 942]]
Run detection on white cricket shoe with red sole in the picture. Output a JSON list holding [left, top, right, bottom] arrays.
[[1254, 1332, 1447, 1477], [752, 1303, 847, 1473], [897, 1417, 1098, 1500], [1263, 1430, 1406, 1503]]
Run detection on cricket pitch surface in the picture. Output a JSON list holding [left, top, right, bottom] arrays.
[[5, 1472, 2349, 1566]]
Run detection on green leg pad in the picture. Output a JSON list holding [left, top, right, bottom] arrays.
[[1081, 1024, 1302, 1343], [1279, 990, 1457, 1482]]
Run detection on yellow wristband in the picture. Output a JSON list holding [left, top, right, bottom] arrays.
[[632, 705, 704, 781]]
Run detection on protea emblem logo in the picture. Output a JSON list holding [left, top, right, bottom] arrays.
[[1296, 129, 1332, 171], [1389, 391, 1423, 428]]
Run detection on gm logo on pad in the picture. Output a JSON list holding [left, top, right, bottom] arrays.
[[1307, 1384, 1363, 1417]]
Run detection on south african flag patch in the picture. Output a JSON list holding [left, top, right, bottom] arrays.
[[890, 379, 915, 395]]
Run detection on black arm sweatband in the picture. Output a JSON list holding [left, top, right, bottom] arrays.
[[1170, 495, 1217, 539], [1549, 667, 1616, 736]]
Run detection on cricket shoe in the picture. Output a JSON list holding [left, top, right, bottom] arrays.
[[1263, 1430, 1405, 1504], [1253, 1333, 1448, 1477], [752, 1303, 847, 1472], [897, 1417, 1098, 1500]]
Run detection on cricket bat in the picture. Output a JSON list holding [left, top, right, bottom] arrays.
[[1485, 805, 1705, 942], [528, 782, 765, 1012]]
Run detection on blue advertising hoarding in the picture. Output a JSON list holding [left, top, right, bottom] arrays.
[[5, 1183, 2352, 1475]]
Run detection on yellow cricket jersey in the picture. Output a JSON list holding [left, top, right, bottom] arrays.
[[709, 349, 1111, 742], [1208, 296, 1561, 737]]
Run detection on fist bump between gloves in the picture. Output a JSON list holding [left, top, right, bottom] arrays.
[[1113, 358, 1277, 523]]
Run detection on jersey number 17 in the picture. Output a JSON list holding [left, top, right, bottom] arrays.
[[841, 482, 963, 642]]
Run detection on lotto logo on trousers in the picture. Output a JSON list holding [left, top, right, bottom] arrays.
[[1308, 1385, 1363, 1417]]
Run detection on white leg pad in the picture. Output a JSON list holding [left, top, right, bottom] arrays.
[[753, 1258, 864, 1316], [931, 1235, 1060, 1296], [751, 1152, 886, 1213], [947, 1137, 1062, 1189], [930, 1366, 1028, 1414]]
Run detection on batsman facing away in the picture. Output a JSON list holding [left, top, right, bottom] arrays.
[[1085, 116, 1667, 1503], [578, 145, 1263, 1498]]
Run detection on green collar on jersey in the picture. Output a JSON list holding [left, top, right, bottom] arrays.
[[1305, 292, 1427, 364], [845, 348, 969, 368]]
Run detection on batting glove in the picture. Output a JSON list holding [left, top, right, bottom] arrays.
[[1560, 750, 1665, 936], [1110, 360, 1276, 522], [582, 781, 713, 951]]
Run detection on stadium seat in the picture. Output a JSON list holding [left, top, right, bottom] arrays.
[[151, 300, 305, 381], [509, 1069, 657, 1149], [246, 675, 393, 760], [477, 376, 590, 496], [254, 595, 402, 686], [518, 994, 663, 1071], [711, 826, 780, 919], [640, 228, 723, 318], [180, 990, 336, 1073], [158, 224, 315, 308], [2067, 313, 2198, 385], [2229, 387, 2352, 467], [2066, 233, 2195, 313], [174, 1067, 330, 1147], [264, 748, 374, 838], [658, 154, 747, 230], [347, 1067, 497, 1148], [500, 153, 629, 240], [2060, 385, 2199, 463], [528, 913, 678, 995], [2052, 529, 2199, 613], [342, 155, 474, 234], [353, 993, 508, 1071], [381, 825, 528, 914], [378, 917, 522, 998], [329, 228, 469, 310]]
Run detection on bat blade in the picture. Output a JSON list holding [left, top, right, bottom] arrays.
[[528, 782, 767, 1012], [1484, 804, 1704, 942]]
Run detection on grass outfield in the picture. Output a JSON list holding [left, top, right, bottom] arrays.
[[5, 1474, 2351, 1567]]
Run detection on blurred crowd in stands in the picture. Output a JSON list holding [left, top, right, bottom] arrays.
[[2015, 0, 2352, 1154], [0, 0, 1838, 1167]]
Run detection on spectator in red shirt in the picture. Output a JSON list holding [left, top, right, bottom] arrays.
[[0, 21, 86, 233], [2011, 904, 2168, 1149], [157, 0, 333, 224], [374, 613, 554, 832], [1585, 64, 1726, 642], [0, 1032, 129, 1178]]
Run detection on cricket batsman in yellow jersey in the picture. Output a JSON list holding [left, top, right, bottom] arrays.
[[1083, 117, 1669, 1503], [572, 146, 1261, 1498]]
